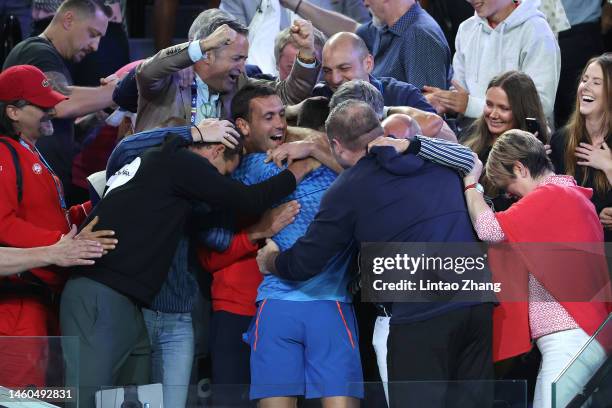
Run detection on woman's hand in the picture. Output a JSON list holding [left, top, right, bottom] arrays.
[[599, 207, 612, 230], [464, 153, 483, 186], [575, 142, 612, 172]]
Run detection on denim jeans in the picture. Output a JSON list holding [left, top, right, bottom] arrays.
[[142, 308, 195, 408]]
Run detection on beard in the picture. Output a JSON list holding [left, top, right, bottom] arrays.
[[39, 119, 54, 137]]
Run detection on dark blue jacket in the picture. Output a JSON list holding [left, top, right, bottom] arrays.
[[274, 146, 477, 324], [312, 74, 435, 113]]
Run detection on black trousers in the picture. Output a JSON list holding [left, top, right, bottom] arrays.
[[387, 303, 494, 408], [210, 310, 253, 405]]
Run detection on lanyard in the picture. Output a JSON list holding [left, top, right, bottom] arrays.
[[191, 79, 220, 125], [190, 79, 198, 126], [19, 139, 70, 227]]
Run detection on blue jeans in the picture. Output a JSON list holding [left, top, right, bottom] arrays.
[[142, 308, 194, 408]]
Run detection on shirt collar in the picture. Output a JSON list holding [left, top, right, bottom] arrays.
[[383, 2, 422, 36], [368, 75, 384, 94], [195, 74, 220, 103], [538, 174, 576, 188]]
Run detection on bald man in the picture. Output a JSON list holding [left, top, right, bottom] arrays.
[[279, 0, 452, 89], [313, 32, 434, 113], [383, 113, 422, 138]]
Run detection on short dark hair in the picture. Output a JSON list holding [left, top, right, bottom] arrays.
[[297, 97, 329, 131], [56, 0, 113, 18], [192, 137, 244, 162], [326, 100, 382, 151], [188, 8, 248, 41], [231, 80, 278, 121]]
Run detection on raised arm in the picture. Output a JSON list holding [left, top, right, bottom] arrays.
[[274, 20, 322, 105], [279, 0, 359, 37], [137, 24, 238, 100]]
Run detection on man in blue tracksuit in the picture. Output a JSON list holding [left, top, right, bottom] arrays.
[[258, 100, 494, 408]]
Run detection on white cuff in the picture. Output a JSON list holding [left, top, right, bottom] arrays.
[[188, 41, 204, 63], [296, 57, 317, 69]]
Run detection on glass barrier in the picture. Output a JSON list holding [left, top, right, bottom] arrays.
[[553, 313, 612, 408], [95, 380, 527, 408], [0, 336, 78, 407]]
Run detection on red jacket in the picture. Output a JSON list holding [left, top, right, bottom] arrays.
[[0, 136, 90, 290], [198, 230, 262, 316], [491, 183, 612, 361]]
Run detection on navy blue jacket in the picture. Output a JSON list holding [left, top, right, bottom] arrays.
[[313, 75, 435, 113], [274, 146, 477, 324]]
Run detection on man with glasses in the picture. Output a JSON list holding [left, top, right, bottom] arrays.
[[0, 65, 115, 388]]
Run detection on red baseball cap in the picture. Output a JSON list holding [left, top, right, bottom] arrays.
[[0, 65, 68, 108]]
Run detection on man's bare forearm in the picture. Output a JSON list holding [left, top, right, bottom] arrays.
[[310, 140, 342, 174], [437, 121, 457, 142], [55, 85, 115, 118], [282, 0, 359, 36], [0, 246, 49, 276]]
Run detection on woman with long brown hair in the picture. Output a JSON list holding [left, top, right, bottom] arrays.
[[550, 53, 612, 240], [463, 70, 550, 210]]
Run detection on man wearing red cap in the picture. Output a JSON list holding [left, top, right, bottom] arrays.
[[0, 65, 115, 388]]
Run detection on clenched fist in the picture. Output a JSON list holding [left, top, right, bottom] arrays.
[[201, 24, 238, 52], [290, 19, 315, 60]]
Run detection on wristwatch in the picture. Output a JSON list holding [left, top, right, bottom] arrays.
[[297, 52, 316, 64], [464, 183, 484, 193]]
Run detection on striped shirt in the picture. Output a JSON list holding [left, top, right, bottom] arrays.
[[413, 135, 474, 175]]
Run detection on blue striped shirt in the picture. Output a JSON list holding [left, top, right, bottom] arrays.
[[356, 2, 452, 90]]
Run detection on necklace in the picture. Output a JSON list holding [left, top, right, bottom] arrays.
[[40, 32, 57, 51]]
